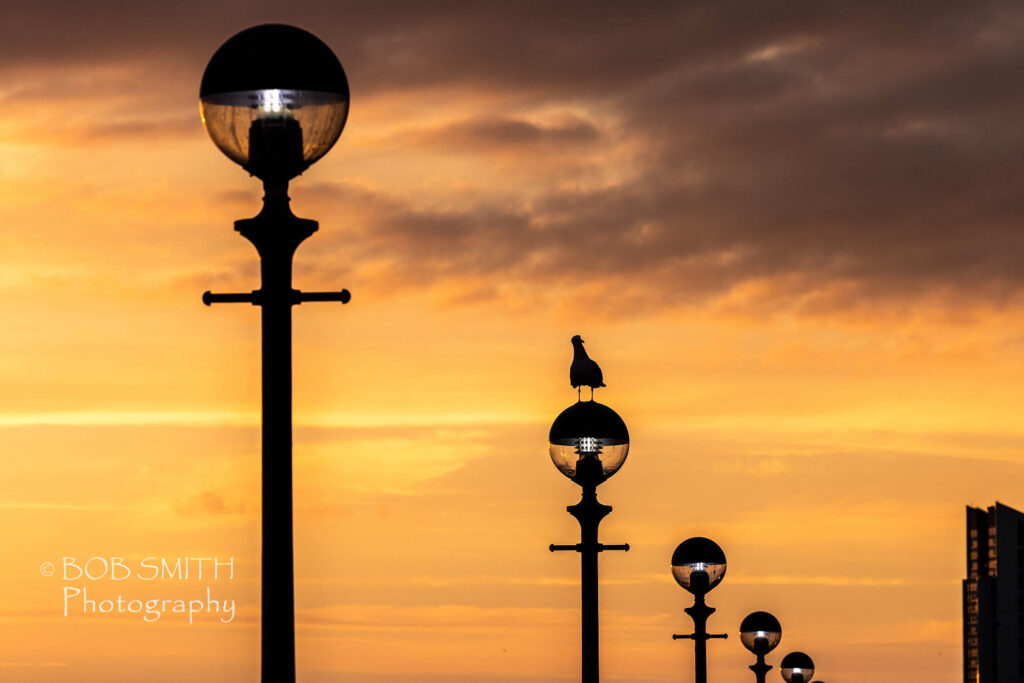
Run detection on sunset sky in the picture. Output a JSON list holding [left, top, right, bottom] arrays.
[[3, 2, 1024, 681]]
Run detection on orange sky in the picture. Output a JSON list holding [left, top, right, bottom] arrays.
[[3, 3, 1024, 682]]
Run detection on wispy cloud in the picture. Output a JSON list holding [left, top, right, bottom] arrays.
[[0, 502, 119, 511]]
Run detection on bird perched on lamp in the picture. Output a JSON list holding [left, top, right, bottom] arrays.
[[570, 335, 605, 401]]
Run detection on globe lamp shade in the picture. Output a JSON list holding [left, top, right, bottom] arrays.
[[200, 24, 349, 181], [780, 651, 814, 682], [739, 611, 782, 655], [549, 401, 629, 483], [671, 537, 726, 593]]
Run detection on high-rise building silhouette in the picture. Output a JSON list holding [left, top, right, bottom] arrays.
[[964, 502, 1024, 683]]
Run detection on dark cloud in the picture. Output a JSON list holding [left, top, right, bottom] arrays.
[[8, 0, 1024, 313], [399, 116, 601, 152]]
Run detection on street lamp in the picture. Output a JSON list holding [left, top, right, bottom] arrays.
[[199, 24, 351, 683], [740, 611, 783, 683], [549, 400, 631, 683], [779, 651, 815, 683], [671, 536, 728, 683]]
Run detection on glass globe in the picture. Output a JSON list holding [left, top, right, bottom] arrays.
[[200, 24, 350, 180], [780, 651, 814, 682], [548, 401, 629, 482], [739, 611, 782, 655], [671, 537, 726, 593]]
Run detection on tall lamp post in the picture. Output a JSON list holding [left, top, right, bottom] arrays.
[[198, 24, 351, 683], [740, 611, 783, 683], [671, 536, 728, 683], [779, 651, 815, 683], [548, 400, 631, 683]]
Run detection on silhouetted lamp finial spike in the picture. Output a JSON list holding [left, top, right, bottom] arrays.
[[569, 334, 606, 401]]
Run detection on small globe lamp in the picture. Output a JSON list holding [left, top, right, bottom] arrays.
[[780, 651, 815, 683], [549, 400, 630, 683], [198, 24, 352, 683], [671, 537, 728, 683], [740, 611, 783, 683]]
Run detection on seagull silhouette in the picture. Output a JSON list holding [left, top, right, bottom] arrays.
[[569, 335, 605, 401]]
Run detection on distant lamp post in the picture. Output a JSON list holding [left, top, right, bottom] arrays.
[[779, 651, 815, 683], [671, 536, 728, 683], [549, 400, 631, 683], [740, 611, 783, 683], [199, 23, 351, 683]]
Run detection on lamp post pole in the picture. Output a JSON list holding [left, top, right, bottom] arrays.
[[250, 181, 304, 682], [672, 573, 726, 683], [205, 179, 350, 683], [749, 649, 771, 683], [550, 458, 629, 682]]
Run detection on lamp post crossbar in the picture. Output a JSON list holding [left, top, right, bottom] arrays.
[[549, 543, 631, 553], [204, 289, 351, 306]]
